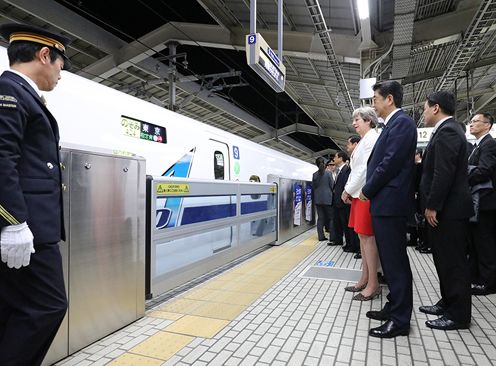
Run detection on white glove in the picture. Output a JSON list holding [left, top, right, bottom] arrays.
[[1, 222, 35, 269]]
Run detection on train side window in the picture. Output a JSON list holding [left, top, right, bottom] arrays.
[[214, 151, 225, 180]]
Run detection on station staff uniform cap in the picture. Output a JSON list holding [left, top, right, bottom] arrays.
[[0, 23, 72, 70]]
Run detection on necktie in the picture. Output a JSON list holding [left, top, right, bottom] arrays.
[[468, 143, 478, 160]]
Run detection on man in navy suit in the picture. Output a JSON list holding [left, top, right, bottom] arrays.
[[418, 91, 473, 330], [360, 80, 417, 338], [0, 23, 71, 365]]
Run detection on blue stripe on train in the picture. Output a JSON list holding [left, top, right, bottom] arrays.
[[181, 203, 236, 224], [241, 200, 268, 214], [180, 201, 269, 225]]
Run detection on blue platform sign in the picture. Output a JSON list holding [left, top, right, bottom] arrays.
[[305, 183, 312, 221], [294, 183, 302, 226], [248, 34, 257, 45], [233, 145, 240, 160]]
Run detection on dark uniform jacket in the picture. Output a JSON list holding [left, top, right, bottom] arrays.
[[0, 71, 64, 244], [312, 170, 334, 205], [420, 118, 473, 219], [468, 134, 496, 211], [362, 110, 417, 216], [332, 164, 351, 209]]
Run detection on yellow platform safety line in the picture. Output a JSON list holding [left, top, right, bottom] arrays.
[[112, 234, 319, 364]]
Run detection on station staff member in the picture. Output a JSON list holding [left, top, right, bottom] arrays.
[[0, 23, 71, 366]]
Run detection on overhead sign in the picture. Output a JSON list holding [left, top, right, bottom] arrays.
[[246, 33, 286, 93]]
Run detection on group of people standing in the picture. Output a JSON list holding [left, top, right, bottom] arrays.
[[314, 79, 495, 338]]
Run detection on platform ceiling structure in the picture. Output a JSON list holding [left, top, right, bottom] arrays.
[[0, 0, 495, 162]]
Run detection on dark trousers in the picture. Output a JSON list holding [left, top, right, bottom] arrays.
[[334, 205, 358, 251], [428, 219, 471, 323], [0, 243, 67, 366], [372, 216, 413, 328], [316, 204, 333, 241], [469, 210, 496, 288]]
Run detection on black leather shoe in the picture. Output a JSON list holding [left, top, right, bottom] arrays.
[[369, 320, 410, 338], [366, 308, 390, 321], [419, 247, 432, 254], [471, 284, 493, 296], [342, 246, 354, 252], [328, 241, 341, 246], [319, 237, 327, 241], [354, 253, 362, 259], [419, 304, 445, 316], [425, 316, 470, 330]]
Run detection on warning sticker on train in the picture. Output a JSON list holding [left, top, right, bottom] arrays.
[[156, 183, 190, 195]]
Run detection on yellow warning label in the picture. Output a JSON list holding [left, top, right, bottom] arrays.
[[156, 183, 190, 195], [269, 186, 277, 193]]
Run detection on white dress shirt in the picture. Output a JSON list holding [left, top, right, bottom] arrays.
[[8, 69, 42, 97], [345, 128, 379, 198], [384, 108, 401, 126]]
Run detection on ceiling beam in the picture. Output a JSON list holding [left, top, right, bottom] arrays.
[[5, 0, 126, 54], [252, 123, 354, 144], [133, 58, 316, 155], [391, 0, 416, 79], [298, 99, 341, 111], [413, 1, 481, 44], [459, 87, 496, 123], [436, 0, 495, 91], [304, 0, 355, 114], [313, 148, 338, 157], [195, 0, 242, 29], [403, 56, 496, 85]]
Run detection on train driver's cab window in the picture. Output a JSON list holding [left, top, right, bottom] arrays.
[[214, 151, 225, 180]]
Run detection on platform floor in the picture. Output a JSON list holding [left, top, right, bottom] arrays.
[[56, 231, 496, 366]]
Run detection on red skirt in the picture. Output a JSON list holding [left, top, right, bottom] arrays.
[[348, 198, 374, 236]]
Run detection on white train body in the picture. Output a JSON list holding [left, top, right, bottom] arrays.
[[1, 46, 315, 183]]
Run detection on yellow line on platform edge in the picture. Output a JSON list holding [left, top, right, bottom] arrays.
[[111, 234, 319, 364]]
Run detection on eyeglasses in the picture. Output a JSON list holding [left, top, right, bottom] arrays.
[[469, 119, 489, 124]]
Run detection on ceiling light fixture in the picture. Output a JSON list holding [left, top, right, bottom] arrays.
[[357, 0, 370, 20]]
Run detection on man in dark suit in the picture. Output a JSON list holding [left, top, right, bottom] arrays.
[[0, 23, 71, 365], [360, 80, 417, 338], [332, 151, 357, 252], [418, 91, 473, 330], [467, 112, 496, 296], [312, 157, 334, 242]]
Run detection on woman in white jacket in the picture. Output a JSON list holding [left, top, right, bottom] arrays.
[[342, 107, 381, 301]]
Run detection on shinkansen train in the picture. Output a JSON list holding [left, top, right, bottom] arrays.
[[0, 46, 315, 182]]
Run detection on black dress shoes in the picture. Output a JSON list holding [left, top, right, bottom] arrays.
[[369, 320, 410, 338], [328, 241, 341, 246], [366, 308, 390, 321], [419, 247, 432, 254], [354, 253, 362, 259], [342, 246, 354, 252], [425, 316, 470, 330], [471, 284, 493, 296], [419, 304, 445, 316]]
